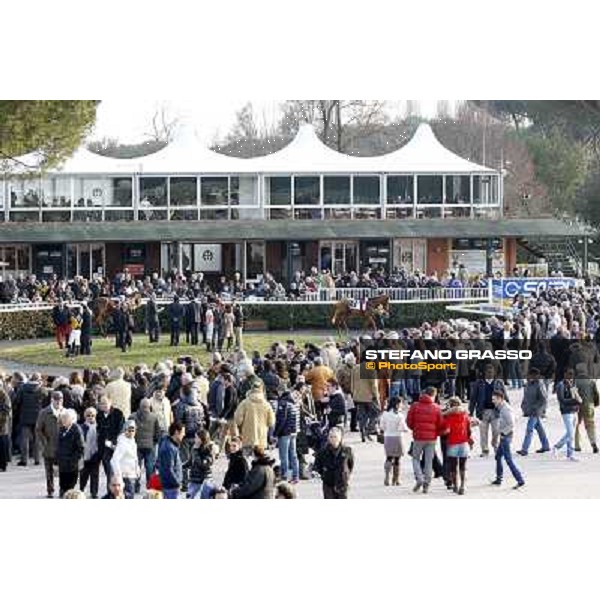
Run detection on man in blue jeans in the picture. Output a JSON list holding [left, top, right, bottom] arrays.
[[491, 392, 525, 489], [157, 422, 185, 499], [517, 368, 550, 456]]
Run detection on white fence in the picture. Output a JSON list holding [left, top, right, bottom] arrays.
[[0, 286, 491, 313]]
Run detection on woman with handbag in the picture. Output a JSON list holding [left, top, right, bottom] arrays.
[[379, 397, 408, 486]]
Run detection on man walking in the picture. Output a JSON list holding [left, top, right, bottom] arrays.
[[469, 363, 506, 456], [35, 391, 64, 498], [491, 392, 525, 489], [313, 427, 354, 499], [573, 363, 599, 453], [517, 367, 550, 456], [407, 386, 444, 494], [157, 422, 185, 499]]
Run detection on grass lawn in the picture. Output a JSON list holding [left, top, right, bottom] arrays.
[[0, 332, 330, 370]]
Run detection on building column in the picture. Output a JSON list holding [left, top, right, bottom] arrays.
[[583, 236, 589, 277], [469, 174, 474, 219], [177, 241, 183, 274], [413, 174, 417, 218], [242, 241, 247, 282]]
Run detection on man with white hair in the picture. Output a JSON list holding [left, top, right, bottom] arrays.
[[105, 367, 132, 419]]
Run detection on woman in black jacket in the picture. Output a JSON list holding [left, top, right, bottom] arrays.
[[57, 410, 84, 497], [553, 367, 581, 460], [186, 430, 215, 498], [230, 446, 275, 499], [223, 436, 249, 491]]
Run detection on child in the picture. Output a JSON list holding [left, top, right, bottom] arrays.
[[186, 429, 215, 499], [222, 436, 249, 491]]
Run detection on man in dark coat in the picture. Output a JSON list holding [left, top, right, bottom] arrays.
[[80, 302, 93, 356], [113, 302, 129, 353], [96, 396, 125, 492], [169, 295, 185, 347], [313, 427, 354, 499], [230, 445, 275, 499], [188, 296, 202, 346], [14, 373, 44, 466], [57, 410, 84, 497], [145, 294, 161, 343]]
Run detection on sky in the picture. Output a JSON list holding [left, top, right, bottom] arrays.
[[92, 100, 445, 145]]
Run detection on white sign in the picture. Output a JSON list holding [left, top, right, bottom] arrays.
[[194, 244, 222, 272]]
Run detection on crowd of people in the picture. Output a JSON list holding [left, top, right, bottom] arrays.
[[0, 263, 501, 306], [1, 280, 600, 498]]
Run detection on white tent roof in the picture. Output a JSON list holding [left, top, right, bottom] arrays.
[[130, 126, 244, 174], [368, 123, 495, 174], [5, 122, 497, 177], [51, 147, 137, 175], [241, 123, 366, 174]]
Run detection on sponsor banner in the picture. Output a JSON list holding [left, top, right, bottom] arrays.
[[492, 277, 579, 299]]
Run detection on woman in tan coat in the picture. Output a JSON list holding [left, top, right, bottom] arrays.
[[351, 362, 380, 442]]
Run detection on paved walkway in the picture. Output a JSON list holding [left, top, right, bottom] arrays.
[[1, 389, 599, 499]]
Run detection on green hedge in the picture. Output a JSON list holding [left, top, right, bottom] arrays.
[[0, 303, 455, 340]]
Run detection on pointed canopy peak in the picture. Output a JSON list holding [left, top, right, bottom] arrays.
[[289, 122, 329, 150], [405, 122, 445, 150], [377, 121, 496, 173], [169, 122, 203, 148]]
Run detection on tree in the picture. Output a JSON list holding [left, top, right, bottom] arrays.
[[143, 104, 179, 143], [0, 100, 98, 172], [405, 100, 421, 118], [87, 137, 167, 159], [524, 132, 588, 212], [436, 100, 451, 119], [277, 100, 388, 152]]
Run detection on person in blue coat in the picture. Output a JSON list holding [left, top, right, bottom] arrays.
[[157, 422, 185, 499]]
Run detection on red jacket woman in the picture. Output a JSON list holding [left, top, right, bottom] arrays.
[[442, 408, 472, 445]]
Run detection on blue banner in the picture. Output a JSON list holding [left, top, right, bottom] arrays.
[[492, 277, 579, 299]]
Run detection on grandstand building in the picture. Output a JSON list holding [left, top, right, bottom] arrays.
[[0, 123, 583, 282]]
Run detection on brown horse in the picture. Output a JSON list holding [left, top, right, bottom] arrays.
[[92, 293, 142, 336], [331, 294, 390, 335]]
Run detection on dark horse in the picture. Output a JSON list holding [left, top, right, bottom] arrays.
[[92, 293, 142, 336], [331, 294, 390, 335]]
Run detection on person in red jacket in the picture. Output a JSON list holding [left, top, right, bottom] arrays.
[[407, 386, 443, 494], [442, 397, 473, 495]]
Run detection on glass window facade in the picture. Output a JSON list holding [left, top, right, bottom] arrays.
[[324, 176, 350, 205], [294, 176, 320, 205], [353, 176, 380, 204], [387, 176, 413, 204]]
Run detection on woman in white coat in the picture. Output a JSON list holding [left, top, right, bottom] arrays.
[[379, 397, 408, 486], [110, 420, 140, 498]]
